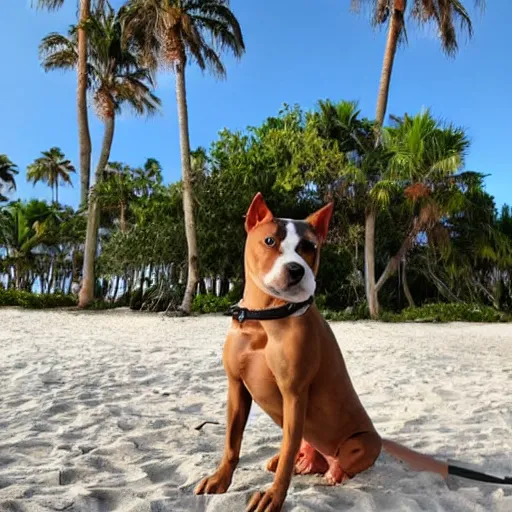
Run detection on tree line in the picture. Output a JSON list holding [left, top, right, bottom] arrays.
[[2, 0, 502, 319], [2, 101, 511, 315]]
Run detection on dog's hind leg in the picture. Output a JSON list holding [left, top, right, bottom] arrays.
[[267, 440, 328, 475], [326, 431, 381, 484]]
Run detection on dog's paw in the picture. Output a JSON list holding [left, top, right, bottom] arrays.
[[194, 469, 232, 495], [323, 458, 348, 485], [246, 487, 285, 512]]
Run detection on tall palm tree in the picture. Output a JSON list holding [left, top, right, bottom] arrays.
[[122, 0, 245, 314], [40, 4, 161, 307], [36, 0, 97, 206], [352, 0, 482, 125], [27, 147, 75, 204], [0, 155, 18, 202], [348, 1, 481, 316]]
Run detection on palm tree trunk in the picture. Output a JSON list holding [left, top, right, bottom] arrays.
[[365, 207, 379, 319], [139, 266, 145, 293], [175, 62, 199, 314], [79, 115, 115, 308], [78, 0, 92, 207], [14, 262, 20, 290], [55, 182, 59, 205], [376, 218, 420, 293], [402, 259, 415, 308], [48, 262, 55, 293], [111, 275, 120, 303], [375, 0, 404, 125]]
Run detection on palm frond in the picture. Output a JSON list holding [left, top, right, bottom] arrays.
[[0, 155, 19, 192], [39, 31, 78, 72], [35, 0, 65, 11], [370, 179, 401, 208], [122, 0, 244, 79]]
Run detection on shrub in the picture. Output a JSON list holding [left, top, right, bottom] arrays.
[[0, 289, 77, 309], [380, 302, 509, 323], [192, 293, 234, 314], [0, 289, 19, 307], [84, 299, 119, 310], [129, 288, 143, 310], [142, 280, 185, 312], [321, 300, 370, 321]]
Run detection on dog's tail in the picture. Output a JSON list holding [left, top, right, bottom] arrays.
[[382, 438, 512, 485]]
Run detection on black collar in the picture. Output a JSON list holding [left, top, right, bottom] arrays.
[[226, 296, 314, 324]]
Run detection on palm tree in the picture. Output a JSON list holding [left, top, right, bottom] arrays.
[[369, 110, 469, 317], [0, 155, 18, 202], [122, 0, 245, 314], [133, 158, 163, 196], [40, 3, 161, 307], [313, 102, 470, 317], [351, 0, 483, 125], [27, 147, 75, 204], [373, 111, 470, 302], [36, 0, 97, 205], [95, 162, 136, 233], [0, 201, 48, 290]]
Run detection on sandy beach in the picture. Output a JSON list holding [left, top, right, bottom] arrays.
[[0, 308, 511, 512]]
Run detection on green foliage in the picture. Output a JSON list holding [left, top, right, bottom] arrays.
[[320, 301, 370, 321], [381, 303, 510, 323], [141, 280, 185, 313], [2, 99, 511, 320], [1, 200, 85, 292], [0, 289, 76, 309], [129, 288, 144, 310], [192, 292, 239, 314]]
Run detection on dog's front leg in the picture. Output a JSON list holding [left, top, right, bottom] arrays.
[[195, 376, 252, 495], [247, 390, 307, 512]]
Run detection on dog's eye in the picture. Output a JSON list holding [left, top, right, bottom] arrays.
[[264, 237, 276, 247], [299, 240, 317, 253]]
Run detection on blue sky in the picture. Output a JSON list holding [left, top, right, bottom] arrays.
[[2, 1, 510, 209]]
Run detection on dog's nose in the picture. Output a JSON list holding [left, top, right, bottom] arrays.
[[286, 262, 305, 286]]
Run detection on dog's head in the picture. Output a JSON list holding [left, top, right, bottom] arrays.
[[243, 193, 333, 303]]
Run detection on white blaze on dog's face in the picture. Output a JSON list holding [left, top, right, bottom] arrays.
[[244, 193, 333, 303]]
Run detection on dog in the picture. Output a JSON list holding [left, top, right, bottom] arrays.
[[194, 193, 510, 512]]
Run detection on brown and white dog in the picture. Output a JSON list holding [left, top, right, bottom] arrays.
[[194, 193, 497, 512]]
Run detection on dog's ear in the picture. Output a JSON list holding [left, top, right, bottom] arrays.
[[306, 203, 334, 243], [245, 192, 274, 232]]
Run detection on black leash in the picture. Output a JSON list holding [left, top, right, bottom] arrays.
[[225, 296, 314, 324], [448, 465, 512, 485]]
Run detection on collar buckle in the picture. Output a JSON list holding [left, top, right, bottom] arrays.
[[237, 308, 247, 323]]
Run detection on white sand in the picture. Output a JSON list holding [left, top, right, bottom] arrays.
[[0, 308, 511, 512]]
